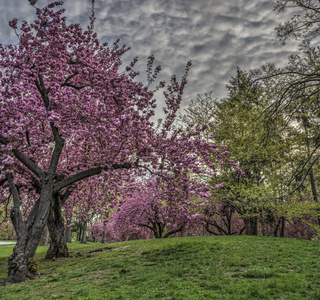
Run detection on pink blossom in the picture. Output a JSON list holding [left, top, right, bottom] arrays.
[[8, 18, 18, 29]]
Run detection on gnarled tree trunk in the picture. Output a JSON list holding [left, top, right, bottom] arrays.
[[7, 229, 36, 284], [6, 173, 52, 284], [45, 194, 69, 259]]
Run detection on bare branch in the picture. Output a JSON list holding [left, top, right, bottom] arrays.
[[53, 163, 132, 192], [276, 153, 320, 200], [163, 225, 184, 238]]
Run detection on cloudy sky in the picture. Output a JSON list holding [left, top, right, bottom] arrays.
[[0, 0, 299, 117]]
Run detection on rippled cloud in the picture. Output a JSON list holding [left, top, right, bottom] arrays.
[[1, 0, 299, 118]]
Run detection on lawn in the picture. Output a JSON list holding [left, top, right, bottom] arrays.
[[0, 235, 320, 299]]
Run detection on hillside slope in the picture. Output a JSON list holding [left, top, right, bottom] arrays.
[[1, 236, 320, 299]]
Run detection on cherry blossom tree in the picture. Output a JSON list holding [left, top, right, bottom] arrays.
[[112, 177, 204, 239], [0, 1, 234, 284], [90, 219, 152, 243]]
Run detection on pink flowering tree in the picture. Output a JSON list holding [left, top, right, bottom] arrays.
[[90, 219, 152, 243], [112, 177, 204, 239], [0, 1, 235, 284]]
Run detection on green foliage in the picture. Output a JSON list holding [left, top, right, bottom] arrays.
[[183, 69, 290, 228], [1, 237, 320, 299], [258, 46, 320, 202], [0, 208, 15, 241]]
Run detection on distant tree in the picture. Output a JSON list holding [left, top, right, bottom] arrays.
[[201, 202, 245, 236], [182, 69, 288, 235], [257, 47, 320, 203], [113, 177, 207, 239]]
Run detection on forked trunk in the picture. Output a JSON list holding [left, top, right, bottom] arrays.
[[5, 97, 65, 283], [6, 174, 52, 284], [45, 194, 69, 259]]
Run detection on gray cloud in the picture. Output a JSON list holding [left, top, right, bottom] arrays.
[[0, 0, 300, 119]]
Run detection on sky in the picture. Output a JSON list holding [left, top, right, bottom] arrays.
[[0, 0, 300, 118]]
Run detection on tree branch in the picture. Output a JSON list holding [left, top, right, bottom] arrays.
[[35, 73, 65, 174], [35, 74, 51, 112], [163, 225, 184, 238], [61, 82, 87, 90], [53, 163, 132, 192], [48, 127, 65, 175], [6, 173, 24, 234], [276, 153, 320, 200], [0, 134, 43, 178]]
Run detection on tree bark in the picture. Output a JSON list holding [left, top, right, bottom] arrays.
[[7, 226, 35, 284], [6, 173, 51, 284], [309, 169, 318, 203], [65, 218, 72, 243], [280, 217, 285, 238], [163, 225, 184, 238], [101, 221, 107, 243], [38, 226, 49, 247], [45, 194, 69, 259], [309, 169, 320, 225], [81, 221, 87, 244]]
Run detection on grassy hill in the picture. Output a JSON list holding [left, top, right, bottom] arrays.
[[1, 235, 320, 299]]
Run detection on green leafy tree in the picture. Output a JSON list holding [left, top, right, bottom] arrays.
[[182, 68, 290, 235], [258, 47, 320, 209]]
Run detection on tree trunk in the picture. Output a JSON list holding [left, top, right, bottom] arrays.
[[6, 173, 52, 284], [45, 194, 69, 259], [309, 169, 320, 225], [243, 217, 258, 236], [7, 229, 36, 284], [309, 169, 318, 202], [81, 221, 87, 244], [273, 217, 281, 237], [65, 218, 72, 243], [305, 130, 320, 224], [38, 226, 49, 247], [102, 230, 106, 244], [78, 224, 82, 242], [5, 111, 65, 283], [280, 217, 285, 238]]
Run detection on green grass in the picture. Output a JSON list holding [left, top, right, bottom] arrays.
[[1, 236, 320, 299]]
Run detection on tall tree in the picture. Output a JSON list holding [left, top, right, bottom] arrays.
[[182, 68, 289, 235], [0, 2, 233, 283], [257, 46, 320, 200]]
